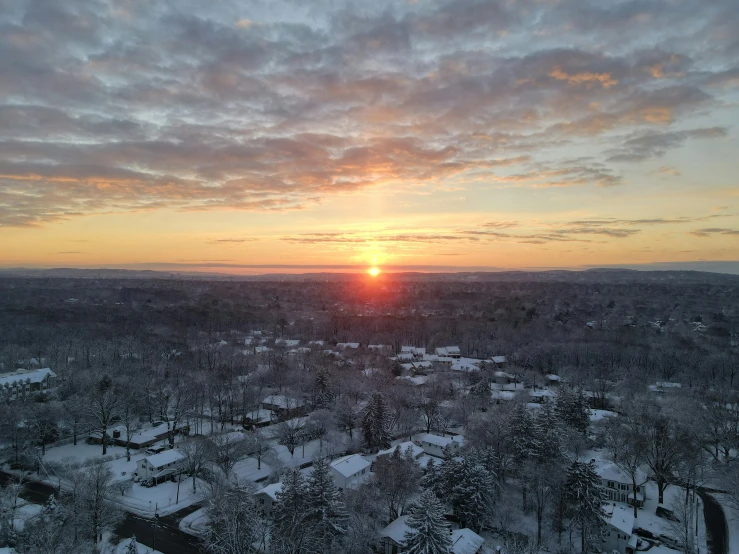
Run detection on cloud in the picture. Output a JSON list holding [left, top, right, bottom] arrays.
[[207, 238, 259, 244], [690, 228, 739, 237], [0, 0, 737, 225], [607, 127, 728, 163]]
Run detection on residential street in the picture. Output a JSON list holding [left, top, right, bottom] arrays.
[[0, 469, 204, 554], [699, 490, 728, 554]]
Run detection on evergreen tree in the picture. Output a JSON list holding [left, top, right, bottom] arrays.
[[556, 388, 590, 434], [402, 490, 452, 554], [563, 460, 606, 554], [272, 468, 308, 553], [314, 369, 335, 409], [362, 391, 392, 450], [470, 373, 491, 403], [126, 535, 139, 554], [454, 461, 496, 532], [302, 458, 349, 552]]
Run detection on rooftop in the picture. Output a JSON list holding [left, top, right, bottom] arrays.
[[451, 528, 485, 554], [256, 482, 283, 501], [145, 449, 184, 468], [0, 368, 56, 388], [330, 454, 370, 477]]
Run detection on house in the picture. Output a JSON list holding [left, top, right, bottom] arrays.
[[416, 433, 464, 458], [0, 368, 56, 400], [275, 338, 300, 348], [434, 346, 461, 358], [262, 395, 308, 420], [400, 346, 426, 359], [376, 441, 425, 462], [602, 504, 637, 554], [336, 342, 360, 349], [136, 449, 185, 483], [329, 454, 371, 491], [379, 515, 410, 554], [450, 528, 485, 554], [490, 355, 507, 366], [529, 389, 557, 403], [111, 423, 172, 449], [450, 359, 481, 373], [368, 344, 392, 352], [596, 461, 647, 508], [255, 482, 283, 517]]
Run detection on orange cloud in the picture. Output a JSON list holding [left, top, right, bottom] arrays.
[[549, 66, 618, 89]]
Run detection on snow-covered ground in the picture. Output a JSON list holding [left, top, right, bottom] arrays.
[[104, 537, 163, 554], [117, 477, 205, 517], [178, 506, 209, 537]]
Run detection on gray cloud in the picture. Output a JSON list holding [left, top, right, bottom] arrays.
[[690, 228, 739, 237], [0, 0, 737, 225]]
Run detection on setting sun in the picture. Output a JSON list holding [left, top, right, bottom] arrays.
[[368, 266, 381, 277]]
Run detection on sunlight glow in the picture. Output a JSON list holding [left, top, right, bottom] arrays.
[[368, 266, 381, 277]]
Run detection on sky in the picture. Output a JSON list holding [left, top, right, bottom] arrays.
[[1, 0, 738, 274]]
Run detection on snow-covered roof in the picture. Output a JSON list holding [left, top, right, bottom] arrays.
[[435, 346, 460, 356], [145, 449, 184, 469], [450, 528, 485, 554], [595, 461, 647, 486], [418, 433, 464, 448], [337, 342, 360, 349], [0, 368, 56, 388], [308, 340, 325, 346], [530, 389, 557, 398], [396, 375, 428, 386], [379, 515, 410, 544], [401, 346, 425, 355], [368, 344, 391, 350], [330, 454, 370, 478], [377, 441, 424, 459], [491, 390, 517, 401], [546, 374, 561, 381], [450, 359, 482, 372], [605, 504, 634, 536], [256, 482, 283, 501], [275, 339, 300, 347], [491, 355, 507, 364]]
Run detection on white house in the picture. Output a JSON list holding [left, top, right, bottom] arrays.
[[376, 441, 425, 462], [596, 461, 647, 508], [416, 433, 464, 458], [434, 346, 461, 358], [380, 516, 483, 554], [379, 515, 410, 554], [602, 504, 637, 554], [255, 482, 283, 517], [400, 346, 426, 359], [136, 449, 185, 482], [0, 368, 56, 400], [329, 454, 371, 491]]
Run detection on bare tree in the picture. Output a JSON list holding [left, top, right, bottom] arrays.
[[79, 459, 123, 543], [87, 374, 120, 456], [209, 432, 250, 481], [179, 437, 211, 493]]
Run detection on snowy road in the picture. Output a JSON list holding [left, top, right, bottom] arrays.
[[700, 490, 729, 554]]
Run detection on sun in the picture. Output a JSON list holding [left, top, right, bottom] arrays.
[[367, 266, 381, 277]]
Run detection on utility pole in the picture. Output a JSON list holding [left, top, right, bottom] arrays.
[[153, 503, 159, 551]]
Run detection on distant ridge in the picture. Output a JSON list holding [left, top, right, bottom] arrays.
[[1, 263, 739, 284]]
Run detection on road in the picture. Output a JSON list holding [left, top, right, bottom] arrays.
[[0, 470, 205, 554], [699, 489, 728, 554]]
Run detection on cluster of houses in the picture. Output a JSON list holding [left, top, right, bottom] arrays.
[[0, 367, 56, 400]]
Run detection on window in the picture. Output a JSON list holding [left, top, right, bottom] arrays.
[[608, 481, 615, 488]]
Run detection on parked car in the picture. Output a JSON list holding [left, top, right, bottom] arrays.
[[141, 478, 155, 488]]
